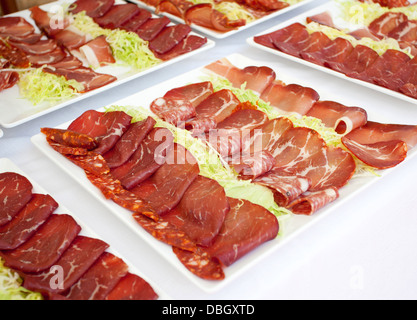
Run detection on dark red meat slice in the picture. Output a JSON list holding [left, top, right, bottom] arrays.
[[368, 12, 408, 37], [298, 32, 332, 62], [401, 82, 417, 98], [136, 17, 170, 42], [306, 100, 368, 135], [1, 214, 81, 273], [337, 45, 380, 77], [149, 24, 191, 55], [388, 20, 417, 44], [264, 23, 310, 56], [0, 194, 57, 250], [154, 35, 208, 61], [69, 0, 115, 18], [79, 35, 115, 68], [0, 172, 33, 227], [0, 17, 34, 37], [23, 236, 109, 295], [304, 37, 354, 67], [307, 11, 336, 28], [64, 252, 129, 300], [26, 47, 67, 67], [393, 55, 417, 93], [94, 4, 142, 29], [111, 127, 174, 189], [131, 144, 200, 215], [254, 0, 289, 10], [288, 187, 339, 215], [68, 110, 132, 154], [163, 176, 230, 247], [205, 197, 279, 266], [103, 116, 156, 169], [121, 8, 152, 32], [105, 273, 158, 300], [8, 39, 57, 55]]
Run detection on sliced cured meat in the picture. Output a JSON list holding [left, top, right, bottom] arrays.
[[164, 81, 214, 108], [185, 89, 241, 133], [388, 20, 417, 45], [394, 55, 417, 90], [103, 117, 156, 169], [205, 58, 276, 94], [1, 214, 81, 273], [0, 41, 30, 68], [184, 4, 216, 29], [131, 144, 200, 215], [26, 47, 67, 67], [288, 187, 339, 215], [163, 176, 230, 247], [65, 153, 110, 176], [0, 33, 43, 45], [69, 0, 115, 18], [79, 35, 115, 69], [232, 151, 276, 180], [298, 32, 332, 62], [53, 27, 91, 51], [157, 0, 194, 18], [136, 17, 170, 42], [149, 24, 191, 55], [67, 110, 132, 154], [154, 34, 207, 61], [307, 11, 336, 28], [368, 12, 408, 38], [0, 172, 33, 226], [260, 82, 320, 115], [337, 45, 380, 77], [211, 9, 246, 32], [121, 8, 152, 32], [306, 100, 368, 135], [303, 37, 354, 67], [0, 194, 57, 250], [105, 273, 158, 300], [45, 56, 84, 69], [0, 61, 19, 92], [401, 82, 417, 98], [23, 236, 109, 295], [111, 127, 174, 189], [133, 213, 197, 251], [41, 127, 97, 150], [8, 39, 57, 56], [47, 139, 90, 156], [217, 109, 269, 131], [150, 97, 195, 125], [94, 4, 142, 30], [0, 17, 35, 37], [267, 23, 310, 57], [252, 0, 289, 11], [205, 197, 279, 266], [173, 247, 224, 280], [349, 28, 381, 41], [29, 6, 71, 37], [64, 252, 129, 300]]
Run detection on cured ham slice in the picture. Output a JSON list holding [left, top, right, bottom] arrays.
[[8, 39, 57, 56], [1, 214, 81, 273], [217, 109, 269, 132], [64, 252, 129, 300], [303, 37, 354, 68], [0, 61, 19, 92], [233, 151, 276, 180], [105, 273, 158, 300], [154, 35, 207, 61], [79, 35, 115, 68], [68, 110, 132, 154], [268, 23, 310, 56], [337, 45, 380, 78], [103, 117, 156, 169], [26, 47, 67, 66], [30, 6, 71, 37], [164, 81, 214, 108], [121, 8, 152, 32], [45, 56, 84, 69], [0, 17, 35, 37], [110, 127, 174, 189], [0, 172, 33, 226], [211, 9, 246, 32], [163, 176, 229, 247], [149, 24, 191, 55], [53, 27, 91, 51], [368, 12, 408, 38], [136, 17, 170, 42], [298, 32, 332, 62], [70, 0, 115, 18], [306, 100, 368, 135], [307, 11, 336, 28], [23, 236, 109, 295], [131, 144, 200, 215], [288, 187, 339, 215], [260, 81, 320, 115], [94, 4, 142, 30], [388, 20, 417, 45], [157, 0, 194, 18], [0, 194, 58, 250], [349, 28, 381, 41]]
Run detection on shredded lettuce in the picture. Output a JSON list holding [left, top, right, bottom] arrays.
[[188, 0, 256, 23], [0, 258, 43, 300]]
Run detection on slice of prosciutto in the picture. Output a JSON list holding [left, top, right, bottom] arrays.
[[79, 35, 115, 68], [338, 45, 380, 78], [306, 11, 336, 28], [0, 17, 35, 37], [0, 60, 19, 92], [8, 39, 57, 56], [388, 20, 417, 45], [52, 27, 91, 51], [288, 187, 339, 215], [303, 37, 354, 68], [263, 23, 310, 56], [368, 12, 408, 38], [29, 6, 71, 37], [69, 0, 115, 18], [94, 4, 142, 30]]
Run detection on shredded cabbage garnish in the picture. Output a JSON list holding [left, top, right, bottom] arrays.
[[188, 0, 256, 23], [0, 258, 43, 300], [19, 68, 83, 106]]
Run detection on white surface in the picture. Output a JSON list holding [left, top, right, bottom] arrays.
[[2, 0, 417, 300], [247, 1, 417, 105]]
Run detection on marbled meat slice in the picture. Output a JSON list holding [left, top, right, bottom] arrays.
[[94, 3, 142, 29], [149, 24, 191, 55], [288, 187, 339, 215], [0, 60, 19, 92], [368, 12, 408, 38], [154, 35, 208, 61], [0, 17, 34, 37], [339, 45, 380, 78], [79, 35, 115, 68], [136, 17, 170, 41], [30, 6, 71, 37], [64, 252, 129, 300], [121, 8, 152, 32], [1, 214, 81, 273], [232, 151, 276, 180], [304, 37, 354, 67], [163, 176, 230, 247], [26, 47, 67, 67], [69, 0, 115, 18], [0, 194, 58, 250], [105, 273, 158, 300], [23, 236, 109, 295], [0, 172, 33, 226], [164, 81, 214, 108], [388, 20, 417, 45], [306, 11, 336, 28], [298, 32, 332, 62], [8, 39, 57, 56]]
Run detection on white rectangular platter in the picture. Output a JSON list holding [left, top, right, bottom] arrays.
[[247, 1, 417, 105], [129, 0, 317, 39], [0, 157, 170, 300], [31, 53, 417, 293], [0, 0, 215, 129]]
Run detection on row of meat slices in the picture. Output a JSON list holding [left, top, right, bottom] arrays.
[[253, 14, 417, 99], [0, 172, 158, 300], [41, 110, 280, 281]]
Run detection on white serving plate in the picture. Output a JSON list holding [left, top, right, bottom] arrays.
[[0, 0, 215, 129], [31, 53, 417, 293], [129, 0, 317, 39], [0, 157, 170, 300], [247, 1, 417, 105]]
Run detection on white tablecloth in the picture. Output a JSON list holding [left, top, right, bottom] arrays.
[[1, 0, 417, 300]]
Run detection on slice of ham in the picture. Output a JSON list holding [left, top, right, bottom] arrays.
[[64, 252, 129, 300], [0, 194, 58, 250], [337, 45, 380, 78], [0, 61, 19, 92], [233, 150, 276, 180], [110, 127, 174, 189], [244, 0, 289, 11], [29, 6, 71, 37], [67, 110, 132, 154], [149, 24, 191, 55], [26, 47, 67, 66], [79, 35, 115, 68], [298, 32, 332, 62], [121, 8, 152, 32], [388, 20, 417, 45], [163, 176, 230, 247], [94, 4, 142, 30], [23, 236, 109, 295], [0, 33, 43, 45], [105, 273, 159, 300], [0, 172, 33, 226], [154, 34, 207, 61], [288, 187, 339, 215], [156, 0, 194, 18], [368, 12, 408, 38], [303, 37, 354, 68], [306, 100, 368, 135], [45, 56, 84, 69], [0, 214, 81, 273], [8, 39, 57, 56], [103, 116, 156, 169], [267, 23, 310, 57], [53, 27, 91, 51], [136, 17, 170, 41], [69, 0, 115, 18], [349, 28, 381, 41], [307, 11, 336, 28], [164, 81, 214, 107], [0, 17, 35, 37]]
